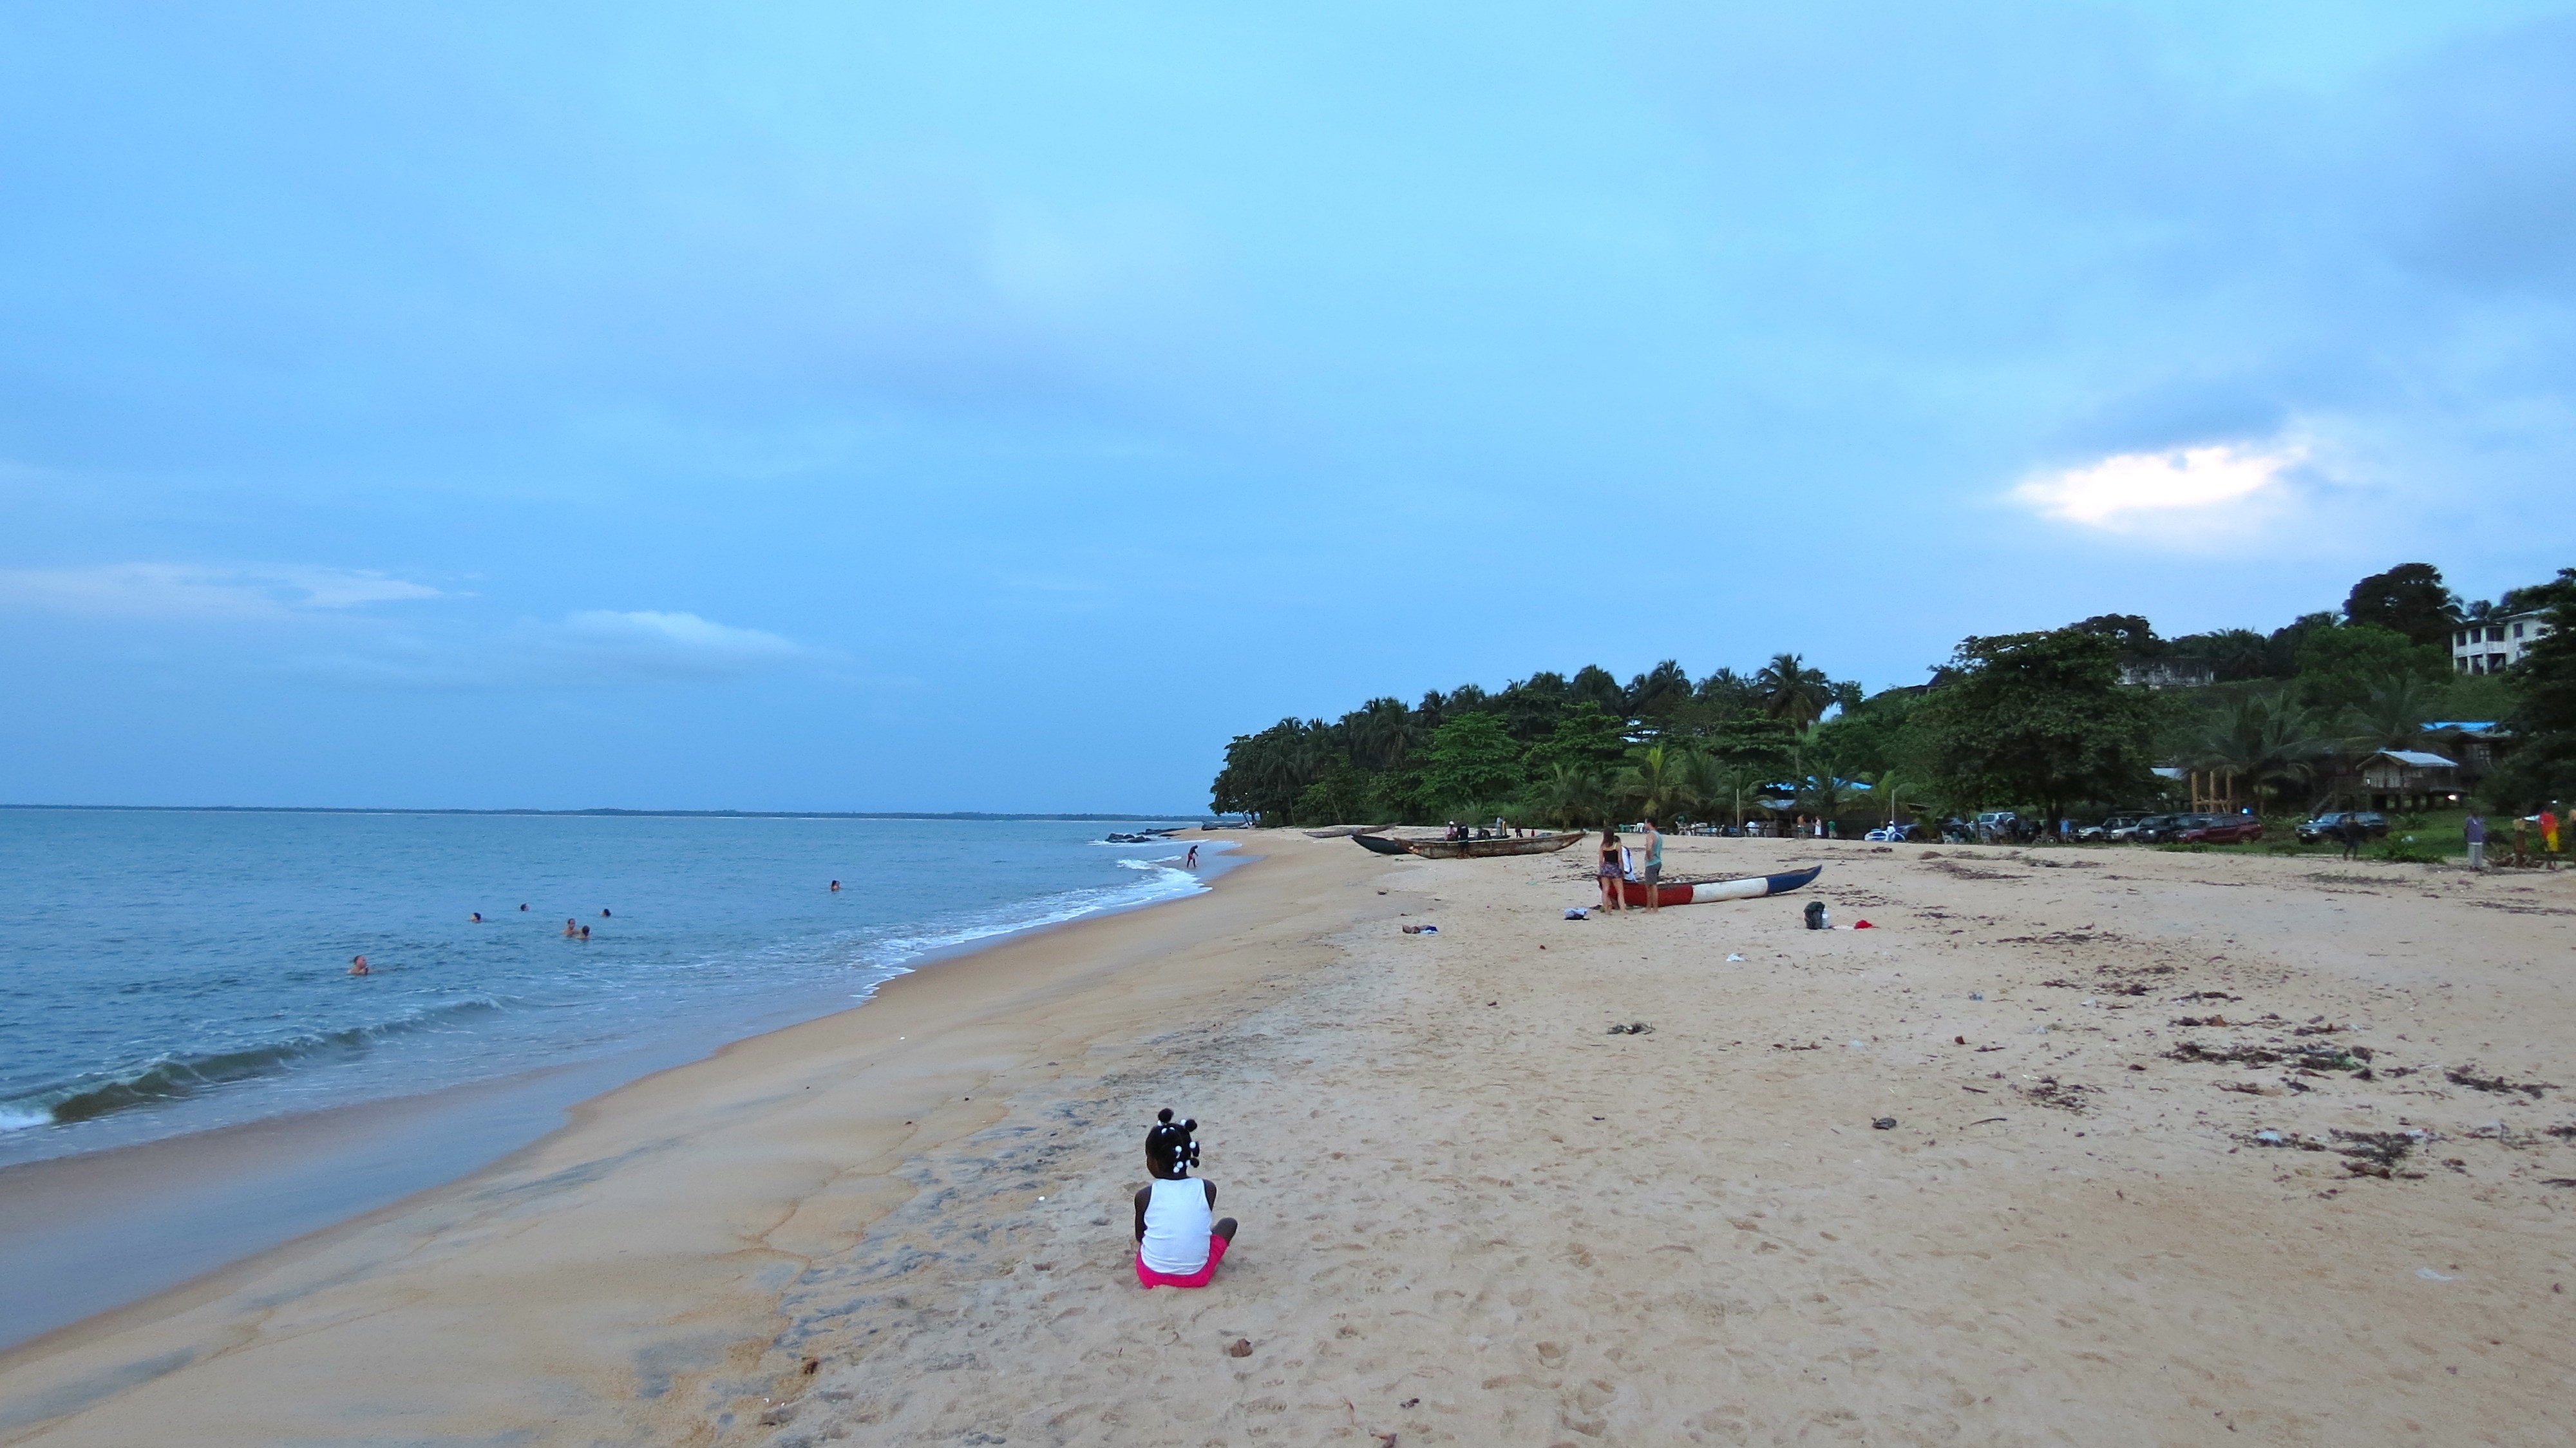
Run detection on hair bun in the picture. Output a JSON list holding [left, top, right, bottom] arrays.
[[1157, 1108, 1175, 1123]]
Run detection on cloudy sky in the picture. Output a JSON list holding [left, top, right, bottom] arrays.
[[3, 1, 2571, 812]]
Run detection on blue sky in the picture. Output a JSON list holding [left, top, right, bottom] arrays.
[[3, 1, 2571, 812]]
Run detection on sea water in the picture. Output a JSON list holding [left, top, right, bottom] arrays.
[[0, 808, 1214, 1170]]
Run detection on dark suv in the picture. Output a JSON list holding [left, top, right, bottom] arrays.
[[2129, 813, 2195, 844], [2296, 811, 2389, 844]]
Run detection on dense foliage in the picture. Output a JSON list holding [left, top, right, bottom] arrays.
[[1211, 562, 2571, 826]]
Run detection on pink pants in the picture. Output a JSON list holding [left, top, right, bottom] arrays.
[[1135, 1232, 1229, 1289]]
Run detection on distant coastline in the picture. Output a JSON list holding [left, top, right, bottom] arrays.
[[0, 803, 1211, 822]]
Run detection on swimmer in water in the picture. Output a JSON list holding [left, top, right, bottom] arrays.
[[1133, 1109, 1235, 1289], [519, 903, 529, 911], [349, 955, 370, 976], [564, 919, 579, 937], [600, 908, 612, 918], [829, 879, 841, 892], [470, 911, 483, 923], [580, 924, 591, 941]]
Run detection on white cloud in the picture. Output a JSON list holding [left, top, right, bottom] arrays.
[[0, 562, 441, 619], [2014, 442, 2306, 528], [291, 609, 825, 690], [539, 609, 813, 680]]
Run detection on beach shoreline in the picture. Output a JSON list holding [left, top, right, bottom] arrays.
[[0, 829, 1345, 1443], [8, 832, 2576, 1445], [0, 833, 1242, 1354]]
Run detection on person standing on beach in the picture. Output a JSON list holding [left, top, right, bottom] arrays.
[[2545, 809, 2562, 857], [1596, 826, 1626, 911], [2465, 812, 2486, 870], [1642, 818, 1665, 911], [1185, 843, 1200, 868], [2340, 815, 2365, 860]]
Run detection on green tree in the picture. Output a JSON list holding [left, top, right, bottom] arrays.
[[2194, 691, 2336, 811], [2346, 674, 2445, 752], [1527, 761, 1611, 828], [2344, 562, 2463, 645], [2294, 622, 2448, 713], [1911, 629, 2165, 819], [1523, 701, 1631, 777], [1293, 757, 1374, 824], [2489, 569, 2576, 807], [1614, 743, 1696, 824], [1756, 653, 1835, 727], [1419, 714, 1526, 814]]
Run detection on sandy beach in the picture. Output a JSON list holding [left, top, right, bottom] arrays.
[[5, 832, 2575, 1446]]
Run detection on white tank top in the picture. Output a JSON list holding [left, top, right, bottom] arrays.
[[1140, 1176, 1213, 1274]]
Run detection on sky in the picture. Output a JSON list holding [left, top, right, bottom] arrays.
[[3, 1, 2573, 812]]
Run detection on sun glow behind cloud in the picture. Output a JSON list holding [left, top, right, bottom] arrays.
[[2014, 443, 2307, 529]]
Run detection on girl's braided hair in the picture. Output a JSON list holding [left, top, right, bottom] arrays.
[[1145, 1107, 1199, 1175]]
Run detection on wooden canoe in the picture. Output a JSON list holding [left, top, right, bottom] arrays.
[[1615, 864, 1822, 906], [1399, 832, 1589, 860], [1303, 825, 1391, 839], [1352, 833, 1417, 855]]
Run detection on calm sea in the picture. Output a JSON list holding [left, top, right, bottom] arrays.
[[0, 808, 1215, 1170]]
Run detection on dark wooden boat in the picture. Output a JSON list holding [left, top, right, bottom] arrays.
[[1352, 833, 1415, 855], [1614, 864, 1821, 906], [1399, 832, 1589, 860]]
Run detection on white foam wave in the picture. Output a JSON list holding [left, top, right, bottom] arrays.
[[0, 1107, 52, 1133]]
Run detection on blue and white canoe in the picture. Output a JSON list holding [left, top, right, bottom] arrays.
[[1616, 864, 1821, 906]]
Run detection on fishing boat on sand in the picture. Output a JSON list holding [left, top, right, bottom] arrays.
[[1303, 824, 1391, 839], [1613, 864, 1821, 906], [1352, 832, 1588, 859]]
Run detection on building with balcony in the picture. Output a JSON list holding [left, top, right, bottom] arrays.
[[2452, 612, 2553, 674]]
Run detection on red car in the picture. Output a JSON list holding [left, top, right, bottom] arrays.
[[2180, 814, 2264, 844]]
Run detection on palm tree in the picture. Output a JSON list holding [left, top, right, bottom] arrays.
[[1682, 749, 1757, 828], [1530, 762, 1610, 828], [2194, 692, 2336, 813], [2347, 674, 2444, 752], [1341, 697, 1414, 772], [1756, 653, 1834, 728], [1615, 744, 1696, 824]]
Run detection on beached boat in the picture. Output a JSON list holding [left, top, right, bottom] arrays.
[[1352, 833, 1416, 855], [1397, 832, 1589, 860], [1613, 864, 1821, 906], [1303, 825, 1391, 839]]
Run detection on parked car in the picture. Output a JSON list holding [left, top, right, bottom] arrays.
[[2295, 811, 2390, 844], [2128, 813, 2195, 844], [2181, 814, 2264, 844], [1970, 810, 2022, 842], [2098, 813, 2147, 841], [1864, 823, 1917, 842]]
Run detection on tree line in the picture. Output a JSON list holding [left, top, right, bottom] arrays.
[[1209, 562, 2576, 828]]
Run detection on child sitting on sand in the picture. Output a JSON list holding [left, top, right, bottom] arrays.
[[1133, 1109, 1237, 1289]]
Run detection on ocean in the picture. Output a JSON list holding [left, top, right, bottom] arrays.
[[0, 808, 1217, 1170]]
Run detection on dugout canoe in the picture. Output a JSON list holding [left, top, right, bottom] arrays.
[[1352, 833, 1416, 855], [1396, 832, 1589, 860], [1614, 864, 1822, 906]]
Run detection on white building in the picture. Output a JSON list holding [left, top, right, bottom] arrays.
[[2452, 611, 2553, 675]]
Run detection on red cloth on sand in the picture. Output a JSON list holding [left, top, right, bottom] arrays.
[[1136, 1232, 1229, 1289]]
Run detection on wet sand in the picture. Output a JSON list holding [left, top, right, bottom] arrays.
[[5, 834, 2575, 1445]]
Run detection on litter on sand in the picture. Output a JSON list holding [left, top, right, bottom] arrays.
[[1400, 924, 1439, 934], [1725, 953, 1746, 962], [1871, 1117, 1898, 1129], [1564, 908, 1589, 920], [1853, 920, 1875, 929]]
